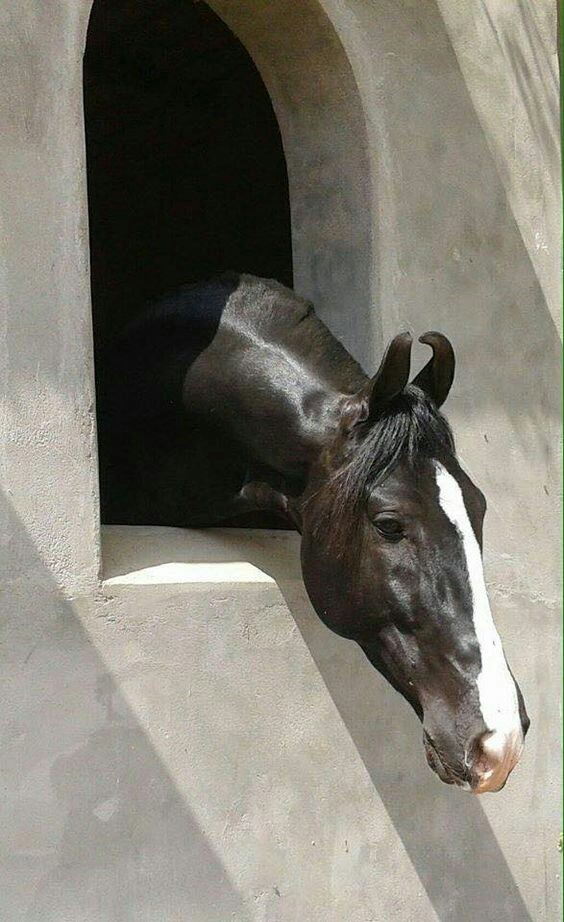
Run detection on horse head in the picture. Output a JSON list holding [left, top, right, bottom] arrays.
[[299, 332, 529, 793]]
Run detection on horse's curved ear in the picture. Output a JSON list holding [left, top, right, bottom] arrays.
[[357, 332, 412, 423], [411, 332, 455, 408]]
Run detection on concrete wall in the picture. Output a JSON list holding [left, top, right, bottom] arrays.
[[208, 0, 377, 365], [0, 1, 560, 920]]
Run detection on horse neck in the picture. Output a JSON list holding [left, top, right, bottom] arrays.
[[185, 312, 367, 490]]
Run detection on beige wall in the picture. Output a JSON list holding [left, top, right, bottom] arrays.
[[0, 1, 560, 919]]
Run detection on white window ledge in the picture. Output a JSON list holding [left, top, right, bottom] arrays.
[[102, 525, 302, 586]]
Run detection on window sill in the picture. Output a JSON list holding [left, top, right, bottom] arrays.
[[101, 525, 302, 586]]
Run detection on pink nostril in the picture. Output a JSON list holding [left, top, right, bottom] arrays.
[[476, 731, 503, 771], [470, 728, 524, 792]]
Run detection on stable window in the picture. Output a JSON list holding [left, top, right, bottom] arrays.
[[85, 0, 292, 546], [83, 0, 374, 581]]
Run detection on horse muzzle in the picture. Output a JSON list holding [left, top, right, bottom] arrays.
[[423, 726, 525, 794]]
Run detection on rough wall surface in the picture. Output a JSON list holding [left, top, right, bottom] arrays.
[[0, 1, 561, 920]]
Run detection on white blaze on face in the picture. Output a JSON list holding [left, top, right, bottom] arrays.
[[434, 462, 524, 791]]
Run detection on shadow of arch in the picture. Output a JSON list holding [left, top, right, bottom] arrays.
[[207, 0, 377, 368], [114, 525, 534, 922], [280, 579, 534, 922], [254, 540, 534, 922], [0, 499, 243, 921]]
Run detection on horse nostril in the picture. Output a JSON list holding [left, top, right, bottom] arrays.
[[469, 727, 524, 793], [474, 731, 501, 773]]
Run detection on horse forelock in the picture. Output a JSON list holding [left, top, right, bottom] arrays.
[[313, 385, 456, 555]]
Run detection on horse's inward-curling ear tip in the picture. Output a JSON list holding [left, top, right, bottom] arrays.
[[418, 331, 440, 345]]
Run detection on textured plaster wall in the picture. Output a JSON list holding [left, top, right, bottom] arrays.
[[0, 1, 561, 920], [0, 1, 99, 595], [208, 0, 377, 366]]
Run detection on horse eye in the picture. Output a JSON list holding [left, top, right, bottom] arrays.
[[373, 516, 404, 541]]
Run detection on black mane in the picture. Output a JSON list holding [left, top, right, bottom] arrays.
[[316, 384, 456, 551]]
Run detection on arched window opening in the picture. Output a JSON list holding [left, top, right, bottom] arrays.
[[85, 0, 293, 526]]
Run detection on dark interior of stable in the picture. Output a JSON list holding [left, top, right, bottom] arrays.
[[84, 0, 293, 528]]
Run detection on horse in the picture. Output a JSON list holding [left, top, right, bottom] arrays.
[[97, 272, 529, 793]]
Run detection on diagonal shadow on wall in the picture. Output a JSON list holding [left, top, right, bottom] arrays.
[[0, 497, 243, 922], [110, 526, 536, 922], [142, 526, 532, 922], [272, 576, 534, 922]]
